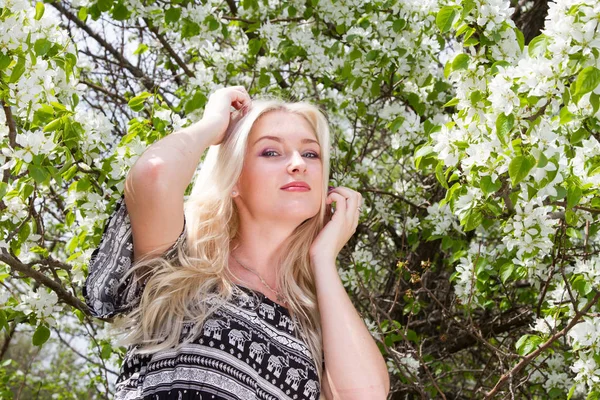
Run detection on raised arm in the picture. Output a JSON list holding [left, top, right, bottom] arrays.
[[124, 86, 251, 264]]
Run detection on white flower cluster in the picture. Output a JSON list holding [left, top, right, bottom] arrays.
[[453, 255, 475, 304], [1, 131, 56, 165], [530, 315, 558, 335], [387, 352, 420, 377], [529, 353, 573, 393], [153, 108, 189, 132], [1, 5, 74, 113], [502, 198, 557, 262], [571, 352, 600, 389], [474, 0, 515, 33], [544, 1, 600, 68], [569, 257, 600, 290], [568, 316, 600, 390], [17, 289, 61, 321], [316, 0, 363, 27], [425, 202, 461, 236]]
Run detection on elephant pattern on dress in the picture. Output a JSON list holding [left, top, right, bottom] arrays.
[[228, 329, 252, 351], [285, 365, 309, 390], [84, 193, 321, 400], [267, 354, 289, 378], [259, 302, 276, 319], [249, 341, 270, 363], [304, 379, 319, 400], [203, 318, 230, 340]]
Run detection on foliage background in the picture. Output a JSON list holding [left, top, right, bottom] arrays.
[[0, 0, 599, 398]]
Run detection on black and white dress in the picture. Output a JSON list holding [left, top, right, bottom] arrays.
[[83, 195, 321, 400]]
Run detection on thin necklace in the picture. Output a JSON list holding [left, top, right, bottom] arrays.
[[230, 253, 286, 305]]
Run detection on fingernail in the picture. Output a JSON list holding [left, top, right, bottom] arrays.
[[328, 186, 335, 191]]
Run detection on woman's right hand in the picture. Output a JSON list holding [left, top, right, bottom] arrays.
[[201, 86, 252, 146]]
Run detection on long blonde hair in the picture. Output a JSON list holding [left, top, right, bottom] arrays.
[[113, 97, 332, 384]]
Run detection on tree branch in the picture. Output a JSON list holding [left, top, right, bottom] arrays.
[[0, 249, 89, 313], [485, 290, 600, 398]]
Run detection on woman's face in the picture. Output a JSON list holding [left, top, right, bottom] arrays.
[[233, 110, 323, 226]]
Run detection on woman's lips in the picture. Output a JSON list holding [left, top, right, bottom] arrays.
[[281, 187, 310, 192]]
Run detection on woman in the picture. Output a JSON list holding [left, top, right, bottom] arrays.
[[84, 86, 389, 400]]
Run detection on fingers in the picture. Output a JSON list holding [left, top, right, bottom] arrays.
[[328, 187, 362, 211], [230, 87, 251, 110], [214, 86, 251, 111], [327, 187, 363, 230]]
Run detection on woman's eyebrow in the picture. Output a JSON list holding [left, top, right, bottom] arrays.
[[253, 135, 319, 146]]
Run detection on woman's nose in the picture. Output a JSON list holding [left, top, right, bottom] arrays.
[[288, 151, 307, 173]]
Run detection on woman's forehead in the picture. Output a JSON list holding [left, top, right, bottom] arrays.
[[249, 111, 317, 142]]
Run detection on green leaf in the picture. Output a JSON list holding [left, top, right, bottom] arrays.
[[128, 92, 152, 112], [414, 145, 434, 159], [515, 28, 524, 52], [165, 7, 181, 24], [435, 162, 449, 189], [516, 334, 543, 356], [575, 66, 600, 96], [528, 34, 548, 58], [9, 56, 26, 83], [0, 310, 7, 332], [28, 164, 49, 185], [567, 185, 582, 209], [34, 2, 45, 20], [34, 38, 52, 56], [496, 113, 514, 146], [451, 53, 469, 71], [436, 6, 458, 33], [43, 117, 62, 133], [537, 151, 548, 168], [133, 43, 149, 55], [443, 97, 459, 107], [586, 391, 600, 400], [500, 263, 514, 284], [509, 154, 536, 186], [258, 69, 270, 88], [181, 19, 200, 39], [560, 107, 574, 124], [335, 23, 346, 35], [101, 343, 112, 359], [463, 209, 483, 231], [572, 275, 592, 295], [184, 90, 207, 113], [480, 175, 502, 194], [366, 49, 379, 61], [32, 324, 51, 346], [0, 53, 12, 70], [62, 165, 79, 181], [207, 16, 220, 31], [112, 2, 130, 21], [590, 93, 600, 114], [97, 0, 113, 12], [78, 7, 88, 21], [567, 385, 577, 400], [248, 38, 262, 56], [393, 19, 406, 33]]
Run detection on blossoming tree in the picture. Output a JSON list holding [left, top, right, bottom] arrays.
[[0, 0, 598, 398]]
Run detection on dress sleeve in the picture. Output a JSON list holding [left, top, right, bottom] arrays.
[[83, 193, 187, 319]]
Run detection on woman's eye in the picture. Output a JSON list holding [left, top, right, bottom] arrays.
[[262, 150, 320, 158]]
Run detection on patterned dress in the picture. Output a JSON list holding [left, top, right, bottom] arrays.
[[83, 195, 321, 400]]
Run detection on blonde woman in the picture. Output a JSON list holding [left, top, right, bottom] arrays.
[[84, 86, 389, 400]]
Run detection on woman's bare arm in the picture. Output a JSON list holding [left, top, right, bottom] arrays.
[[124, 119, 217, 263]]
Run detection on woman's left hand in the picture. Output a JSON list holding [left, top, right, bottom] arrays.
[[309, 186, 363, 264]]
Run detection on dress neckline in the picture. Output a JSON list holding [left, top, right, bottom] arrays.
[[232, 283, 290, 314]]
